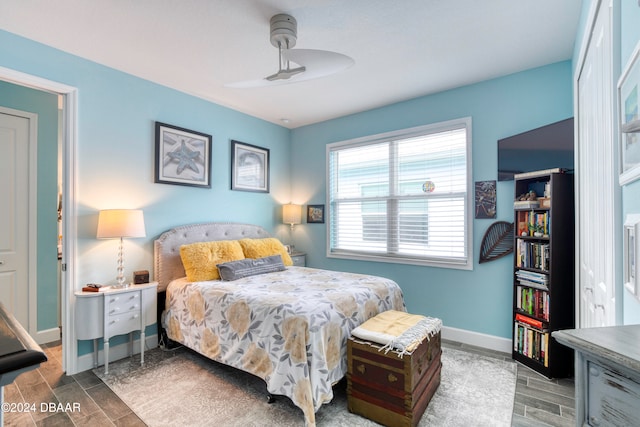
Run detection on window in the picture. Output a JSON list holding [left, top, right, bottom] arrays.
[[327, 118, 472, 269]]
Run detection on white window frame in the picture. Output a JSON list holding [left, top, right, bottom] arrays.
[[325, 117, 473, 270]]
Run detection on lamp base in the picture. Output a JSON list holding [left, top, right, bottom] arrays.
[[114, 237, 130, 289]]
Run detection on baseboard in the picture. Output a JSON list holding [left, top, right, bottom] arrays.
[[35, 327, 61, 345], [441, 325, 512, 354], [76, 334, 159, 373]]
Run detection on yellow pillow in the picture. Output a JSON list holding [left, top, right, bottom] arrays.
[[238, 238, 293, 266], [180, 240, 245, 282]]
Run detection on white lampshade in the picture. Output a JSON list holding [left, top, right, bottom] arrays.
[[96, 209, 146, 288], [97, 209, 146, 239], [283, 204, 302, 227]]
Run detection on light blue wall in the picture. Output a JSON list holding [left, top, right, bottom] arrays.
[[0, 29, 292, 355], [290, 61, 573, 339], [0, 80, 59, 331], [12, 3, 636, 349], [619, 1, 640, 324]]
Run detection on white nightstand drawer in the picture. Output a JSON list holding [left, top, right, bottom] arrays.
[[290, 252, 306, 267], [107, 311, 142, 337], [107, 292, 140, 315]]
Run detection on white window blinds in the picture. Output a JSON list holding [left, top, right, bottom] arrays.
[[327, 119, 471, 268]]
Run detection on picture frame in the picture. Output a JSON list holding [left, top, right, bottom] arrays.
[[307, 204, 325, 224], [624, 214, 640, 301], [618, 40, 640, 185], [231, 140, 270, 193], [154, 122, 212, 188], [475, 180, 497, 219]]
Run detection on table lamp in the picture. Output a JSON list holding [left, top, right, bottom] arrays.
[[96, 209, 146, 288], [282, 204, 302, 230]]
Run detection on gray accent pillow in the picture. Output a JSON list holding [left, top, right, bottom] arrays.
[[217, 255, 285, 281]]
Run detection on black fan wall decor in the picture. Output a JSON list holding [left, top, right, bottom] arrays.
[[479, 221, 514, 263]]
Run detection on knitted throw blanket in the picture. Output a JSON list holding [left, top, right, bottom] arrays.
[[351, 310, 442, 355]]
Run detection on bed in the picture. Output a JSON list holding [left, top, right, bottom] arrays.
[[154, 222, 406, 426]]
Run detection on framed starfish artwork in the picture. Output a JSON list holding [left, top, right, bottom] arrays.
[[231, 140, 270, 193], [155, 122, 212, 188]]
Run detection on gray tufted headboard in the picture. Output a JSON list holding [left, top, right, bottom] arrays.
[[153, 222, 271, 292]]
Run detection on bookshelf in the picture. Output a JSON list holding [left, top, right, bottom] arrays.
[[512, 170, 574, 378]]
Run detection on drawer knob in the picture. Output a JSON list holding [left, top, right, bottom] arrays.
[[110, 308, 120, 314], [110, 297, 119, 303], [356, 364, 365, 374], [589, 366, 600, 377], [589, 416, 601, 426], [387, 373, 398, 383]]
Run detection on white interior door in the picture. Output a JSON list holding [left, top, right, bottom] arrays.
[[0, 108, 37, 331], [576, 0, 618, 328]]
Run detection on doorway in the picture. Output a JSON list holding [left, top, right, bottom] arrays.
[[0, 65, 78, 374]]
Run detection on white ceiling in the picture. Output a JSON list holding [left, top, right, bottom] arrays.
[[0, 0, 582, 128]]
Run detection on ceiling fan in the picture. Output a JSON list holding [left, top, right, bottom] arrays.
[[225, 14, 354, 88]]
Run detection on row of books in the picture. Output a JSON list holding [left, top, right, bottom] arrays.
[[516, 240, 550, 271], [515, 286, 550, 321], [514, 317, 549, 367], [515, 269, 548, 288], [516, 210, 550, 237]]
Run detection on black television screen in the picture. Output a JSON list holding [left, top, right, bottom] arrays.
[[498, 118, 574, 181]]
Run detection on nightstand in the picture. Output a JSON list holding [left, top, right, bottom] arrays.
[[75, 282, 157, 374], [290, 252, 306, 267]]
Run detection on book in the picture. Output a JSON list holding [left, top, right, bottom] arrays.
[[514, 200, 539, 209], [82, 284, 110, 292], [515, 313, 543, 329]]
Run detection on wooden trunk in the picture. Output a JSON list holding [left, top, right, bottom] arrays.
[[347, 332, 441, 427]]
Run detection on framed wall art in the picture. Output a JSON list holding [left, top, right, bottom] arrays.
[[624, 214, 640, 301], [307, 204, 325, 223], [155, 122, 212, 188], [618, 40, 640, 185], [231, 140, 270, 193], [475, 180, 497, 219]]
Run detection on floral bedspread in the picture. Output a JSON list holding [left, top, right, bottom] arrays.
[[163, 266, 405, 426]]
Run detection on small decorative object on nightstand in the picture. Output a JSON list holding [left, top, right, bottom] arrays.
[[75, 281, 157, 374], [290, 252, 306, 267], [133, 270, 149, 284]]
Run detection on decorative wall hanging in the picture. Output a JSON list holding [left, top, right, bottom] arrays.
[[619, 40, 640, 185], [307, 204, 325, 223], [624, 214, 640, 301], [155, 122, 212, 188], [231, 140, 270, 192], [475, 180, 497, 219], [479, 221, 514, 264]]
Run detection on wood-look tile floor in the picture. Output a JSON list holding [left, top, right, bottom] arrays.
[[4, 340, 575, 426]]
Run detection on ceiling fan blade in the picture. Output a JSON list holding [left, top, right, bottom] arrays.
[[225, 49, 353, 89], [282, 49, 354, 78], [265, 66, 306, 81]]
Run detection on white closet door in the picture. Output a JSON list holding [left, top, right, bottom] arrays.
[[576, 0, 618, 328]]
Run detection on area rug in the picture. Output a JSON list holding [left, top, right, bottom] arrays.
[[95, 346, 516, 426]]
